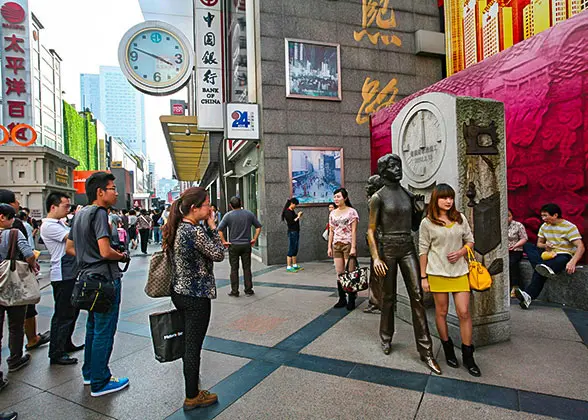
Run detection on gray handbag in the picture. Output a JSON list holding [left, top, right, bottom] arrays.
[[0, 229, 40, 306]]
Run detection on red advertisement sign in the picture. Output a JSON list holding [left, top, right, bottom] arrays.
[[1, 0, 33, 143]]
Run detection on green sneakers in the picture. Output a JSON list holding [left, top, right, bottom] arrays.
[[286, 267, 297, 273]]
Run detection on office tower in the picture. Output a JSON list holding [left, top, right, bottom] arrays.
[[463, 0, 478, 68], [483, 2, 500, 59], [533, 0, 551, 35], [445, 0, 465, 75], [523, 3, 535, 39], [100, 66, 145, 156], [80, 73, 101, 120], [551, 0, 567, 24]]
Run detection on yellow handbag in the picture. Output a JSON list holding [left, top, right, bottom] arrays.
[[465, 245, 492, 292]]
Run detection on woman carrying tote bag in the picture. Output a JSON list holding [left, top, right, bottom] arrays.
[[327, 188, 359, 311], [162, 187, 225, 411], [0, 203, 39, 380]]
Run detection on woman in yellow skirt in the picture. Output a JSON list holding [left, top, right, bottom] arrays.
[[419, 184, 481, 377]]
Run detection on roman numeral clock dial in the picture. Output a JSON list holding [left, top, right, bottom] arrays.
[[118, 21, 194, 95], [400, 107, 446, 185]]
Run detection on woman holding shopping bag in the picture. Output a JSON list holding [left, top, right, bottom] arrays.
[[162, 187, 225, 411], [328, 188, 359, 311]]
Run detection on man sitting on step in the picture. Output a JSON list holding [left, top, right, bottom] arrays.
[[516, 203, 584, 309]]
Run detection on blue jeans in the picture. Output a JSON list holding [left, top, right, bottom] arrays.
[[523, 243, 571, 299], [153, 226, 161, 243], [82, 278, 122, 392], [287, 231, 299, 257]]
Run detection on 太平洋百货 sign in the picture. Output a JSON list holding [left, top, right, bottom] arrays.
[[225, 103, 259, 140], [1, 0, 33, 142], [0, 123, 37, 146]]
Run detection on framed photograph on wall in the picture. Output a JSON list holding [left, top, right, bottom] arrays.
[[285, 39, 342, 101], [288, 147, 344, 206]]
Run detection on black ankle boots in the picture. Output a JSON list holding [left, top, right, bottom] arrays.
[[461, 343, 481, 377], [441, 337, 459, 368]]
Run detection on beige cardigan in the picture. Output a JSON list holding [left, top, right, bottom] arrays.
[[419, 214, 474, 278]]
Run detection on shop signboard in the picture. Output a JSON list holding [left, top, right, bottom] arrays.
[[111, 160, 123, 168], [170, 99, 186, 115], [0, 0, 34, 144], [226, 103, 259, 140], [195, 0, 224, 130], [55, 167, 69, 186], [74, 170, 103, 194]]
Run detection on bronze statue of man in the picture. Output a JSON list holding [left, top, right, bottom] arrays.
[[364, 174, 384, 314], [367, 154, 441, 375]]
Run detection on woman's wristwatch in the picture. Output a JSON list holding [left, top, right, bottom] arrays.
[[420, 275, 428, 279]]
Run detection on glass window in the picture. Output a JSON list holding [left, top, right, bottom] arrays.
[[42, 84, 55, 111], [226, 0, 248, 103]]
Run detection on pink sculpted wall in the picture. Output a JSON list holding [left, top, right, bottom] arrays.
[[370, 13, 588, 245]]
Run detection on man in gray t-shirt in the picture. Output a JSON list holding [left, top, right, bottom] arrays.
[[70, 206, 122, 280], [218, 196, 262, 297], [66, 172, 130, 397]]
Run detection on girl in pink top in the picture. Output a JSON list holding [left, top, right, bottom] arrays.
[[328, 188, 359, 310]]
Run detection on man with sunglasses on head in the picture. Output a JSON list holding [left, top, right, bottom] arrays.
[[41, 192, 84, 366], [66, 172, 130, 397]]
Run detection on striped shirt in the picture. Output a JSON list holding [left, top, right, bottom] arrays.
[[538, 220, 582, 256]]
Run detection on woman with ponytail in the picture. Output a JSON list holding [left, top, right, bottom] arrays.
[[281, 197, 302, 272], [328, 188, 359, 310], [161, 187, 225, 411]]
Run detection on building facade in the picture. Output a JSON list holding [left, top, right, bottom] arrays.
[[80, 66, 146, 156], [139, 0, 445, 264], [0, 2, 77, 217]]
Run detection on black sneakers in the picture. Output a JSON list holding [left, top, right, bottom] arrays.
[[8, 354, 31, 372]]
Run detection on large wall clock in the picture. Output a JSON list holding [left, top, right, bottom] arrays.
[[118, 21, 194, 96]]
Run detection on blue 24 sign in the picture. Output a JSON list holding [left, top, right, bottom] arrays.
[[231, 110, 250, 128]]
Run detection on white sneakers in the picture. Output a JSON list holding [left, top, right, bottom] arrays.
[[515, 288, 532, 309], [535, 264, 556, 278]]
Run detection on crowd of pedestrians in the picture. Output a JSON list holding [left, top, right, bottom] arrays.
[[0, 166, 585, 417]]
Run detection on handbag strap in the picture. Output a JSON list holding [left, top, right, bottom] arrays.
[[8, 228, 19, 271], [465, 245, 476, 263], [345, 256, 360, 272]]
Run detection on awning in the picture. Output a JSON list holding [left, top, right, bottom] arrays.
[[160, 115, 210, 182]]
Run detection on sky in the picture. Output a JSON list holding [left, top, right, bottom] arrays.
[[29, 0, 184, 179]]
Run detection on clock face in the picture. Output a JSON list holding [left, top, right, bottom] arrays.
[[401, 108, 446, 184], [119, 21, 194, 95]]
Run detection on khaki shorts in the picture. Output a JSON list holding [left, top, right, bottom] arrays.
[[333, 242, 351, 259]]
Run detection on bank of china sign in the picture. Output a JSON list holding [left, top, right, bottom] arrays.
[[195, 0, 224, 131]]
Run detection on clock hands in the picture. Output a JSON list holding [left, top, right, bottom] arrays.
[[134, 47, 173, 66]]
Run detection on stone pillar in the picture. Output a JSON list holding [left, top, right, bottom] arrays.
[[391, 92, 510, 346]]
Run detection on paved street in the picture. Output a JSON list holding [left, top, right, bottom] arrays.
[[2, 244, 588, 419]]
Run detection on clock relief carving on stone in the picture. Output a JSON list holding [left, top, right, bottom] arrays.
[[400, 105, 446, 187], [118, 21, 194, 96]]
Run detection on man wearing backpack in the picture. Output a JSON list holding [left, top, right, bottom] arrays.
[[66, 172, 130, 397]]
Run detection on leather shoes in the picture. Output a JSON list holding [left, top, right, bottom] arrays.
[[65, 344, 85, 353], [421, 355, 442, 375], [381, 342, 392, 355], [50, 355, 78, 365]]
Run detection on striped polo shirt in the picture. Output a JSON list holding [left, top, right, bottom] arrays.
[[538, 220, 582, 256]]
